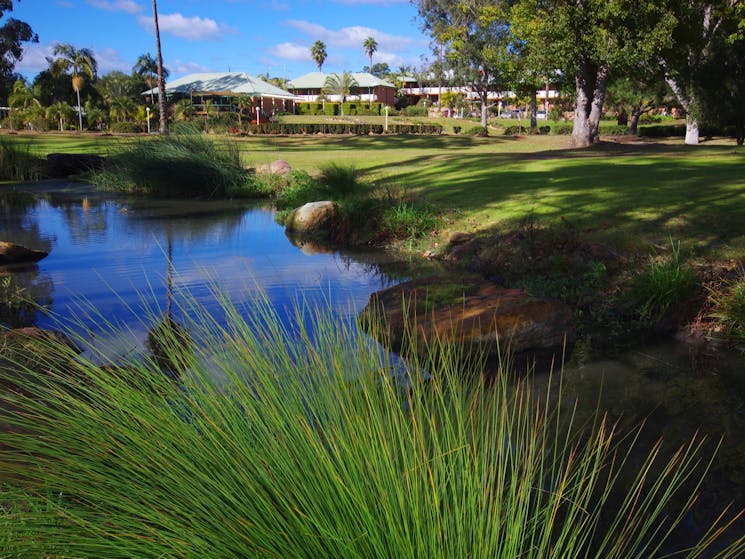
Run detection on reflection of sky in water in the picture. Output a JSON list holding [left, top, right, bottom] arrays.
[[3, 192, 406, 355]]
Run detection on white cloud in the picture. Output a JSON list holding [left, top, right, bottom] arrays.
[[170, 60, 212, 75], [267, 42, 311, 62], [93, 47, 131, 74], [286, 20, 413, 51], [15, 43, 55, 74], [137, 13, 237, 41], [86, 0, 143, 13]]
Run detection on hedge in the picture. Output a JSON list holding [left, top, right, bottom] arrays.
[[244, 122, 443, 135], [296, 102, 385, 116]]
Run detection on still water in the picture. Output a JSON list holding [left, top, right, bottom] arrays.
[[0, 182, 420, 357]]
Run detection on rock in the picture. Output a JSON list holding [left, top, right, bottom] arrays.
[[44, 153, 104, 178], [359, 274, 574, 365], [255, 159, 292, 176], [285, 201, 340, 237], [5, 327, 81, 354], [0, 242, 48, 265]]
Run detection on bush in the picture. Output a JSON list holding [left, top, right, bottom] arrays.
[[708, 273, 745, 345], [628, 240, 697, 321], [403, 105, 428, 117], [246, 123, 442, 135], [452, 126, 461, 134], [271, 170, 325, 210], [638, 124, 686, 138], [110, 121, 143, 134], [90, 129, 254, 198], [464, 126, 488, 136], [539, 125, 551, 135], [319, 163, 364, 198], [553, 123, 574, 135], [603, 125, 631, 136]]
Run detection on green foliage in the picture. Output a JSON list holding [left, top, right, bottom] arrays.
[[638, 124, 687, 138], [0, 138, 43, 181], [464, 125, 488, 136], [629, 240, 697, 321], [246, 122, 443, 135], [318, 162, 364, 198], [516, 261, 608, 306], [381, 201, 439, 239], [0, 297, 743, 558], [90, 130, 253, 198], [272, 170, 325, 210], [110, 121, 142, 133], [708, 273, 745, 345], [403, 104, 428, 117], [0, 275, 37, 327]]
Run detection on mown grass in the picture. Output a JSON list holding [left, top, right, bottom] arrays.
[[1, 294, 743, 558]]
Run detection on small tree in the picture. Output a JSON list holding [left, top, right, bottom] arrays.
[[134, 52, 169, 104], [46, 101, 74, 131], [322, 72, 359, 116], [310, 41, 327, 72]]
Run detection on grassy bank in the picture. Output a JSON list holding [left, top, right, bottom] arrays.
[[2, 297, 743, 557]]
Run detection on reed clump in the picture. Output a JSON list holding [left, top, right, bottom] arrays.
[[1, 296, 743, 558]]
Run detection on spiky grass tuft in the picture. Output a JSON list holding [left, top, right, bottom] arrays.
[[1, 293, 743, 558]]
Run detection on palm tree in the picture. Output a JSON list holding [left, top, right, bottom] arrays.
[[8, 80, 40, 131], [363, 36, 378, 73], [50, 43, 97, 131], [234, 94, 252, 127], [152, 0, 168, 134], [310, 41, 327, 72], [46, 101, 75, 131], [322, 72, 358, 116], [134, 52, 169, 104]]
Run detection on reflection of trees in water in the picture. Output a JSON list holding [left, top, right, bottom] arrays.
[[0, 267, 53, 327], [0, 191, 53, 253], [46, 193, 109, 245]]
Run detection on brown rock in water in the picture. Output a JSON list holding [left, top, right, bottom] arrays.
[[285, 201, 340, 237], [359, 274, 574, 365], [0, 242, 48, 265]]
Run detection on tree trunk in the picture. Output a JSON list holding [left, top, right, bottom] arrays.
[[629, 106, 641, 135], [76, 88, 83, 131], [479, 90, 488, 129], [685, 114, 700, 145], [571, 61, 609, 148], [529, 90, 537, 132], [153, 0, 168, 135]]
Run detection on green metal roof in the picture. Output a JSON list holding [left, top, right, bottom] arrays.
[[287, 72, 395, 90], [142, 72, 298, 99]]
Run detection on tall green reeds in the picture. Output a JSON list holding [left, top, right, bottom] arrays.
[[1, 294, 743, 558], [90, 127, 257, 198], [0, 138, 43, 181]]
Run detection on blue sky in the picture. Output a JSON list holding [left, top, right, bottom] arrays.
[[12, 0, 432, 82]]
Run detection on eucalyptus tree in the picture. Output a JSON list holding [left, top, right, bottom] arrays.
[[510, 0, 676, 147], [0, 0, 37, 105], [417, 0, 513, 129], [134, 52, 169, 104], [322, 72, 358, 115], [310, 40, 327, 72], [657, 0, 740, 144], [49, 43, 98, 131], [363, 36, 378, 72]]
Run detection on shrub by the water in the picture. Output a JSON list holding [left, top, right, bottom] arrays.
[[90, 129, 258, 198], [0, 294, 743, 558], [0, 139, 43, 181]]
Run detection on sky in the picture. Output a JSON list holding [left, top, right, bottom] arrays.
[[11, 0, 433, 83]]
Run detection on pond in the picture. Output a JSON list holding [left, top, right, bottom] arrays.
[[2, 182, 744, 547], [0, 182, 427, 359]]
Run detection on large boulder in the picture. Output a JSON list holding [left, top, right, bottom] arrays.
[[285, 201, 340, 237], [253, 159, 292, 176], [359, 274, 574, 369], [44, 153, 104, 178], [0, 242, 48, 265]]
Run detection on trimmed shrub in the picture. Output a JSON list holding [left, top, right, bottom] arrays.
[[464, 126, 488, 136], [553, 123, 574, 135], [638, 124, 686, 138], [110, 121, 143, 134], [403, 105, 428, 117], [603, 125, 631, 136], [246, 123, 442, 135]]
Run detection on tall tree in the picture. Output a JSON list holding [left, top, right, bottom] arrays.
[[322, 72, 358, 115], [363, 36, 378, 73], [417, 0, 513, 129], [49, 43, 98, 131], [0, 0, 38, 105], [657, 0, 739, 145], [310, 40, 327, 72], [152, 0, 168, 134], [511, 0, 675, 147], [134, 52, 169, 104]]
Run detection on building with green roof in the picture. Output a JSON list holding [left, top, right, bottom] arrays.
[[286, 72, 395, 106], [143, 72, 300, 119]]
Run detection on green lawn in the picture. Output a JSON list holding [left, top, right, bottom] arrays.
[[4, 131, 744, 258]]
